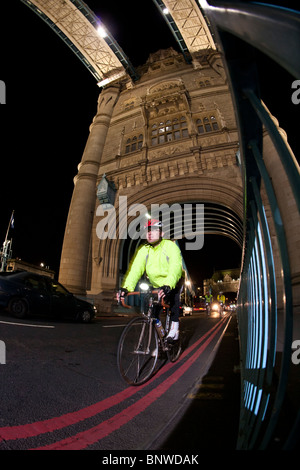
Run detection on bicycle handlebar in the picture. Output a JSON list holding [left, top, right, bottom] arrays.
[[117, 290, 170, 309]]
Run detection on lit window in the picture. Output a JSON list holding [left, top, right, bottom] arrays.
[[150, 116, 188, 146]]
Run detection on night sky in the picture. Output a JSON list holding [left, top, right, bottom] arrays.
[[0, 0, 299, 288]]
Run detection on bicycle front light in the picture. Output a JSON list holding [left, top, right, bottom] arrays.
[[140, 282, 150, 292]]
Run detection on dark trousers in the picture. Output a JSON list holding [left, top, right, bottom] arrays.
[[168, 281, 183, 322], [153, 279, 183, 323]]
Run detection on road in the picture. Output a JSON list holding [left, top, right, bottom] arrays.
[[0, 310, 235, 450]]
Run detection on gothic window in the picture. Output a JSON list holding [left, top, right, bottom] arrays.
[[210, 115, 219, 131], [199, 80, 211, 87], [150, 116, 188, 146], [124, 101, 134, 111], [125, 134, 143, 154], [196, 115, 219, 135]]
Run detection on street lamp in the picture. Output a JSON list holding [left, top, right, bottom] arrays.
[[97, 25, 108, 38]]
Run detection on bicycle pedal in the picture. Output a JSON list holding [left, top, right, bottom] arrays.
[[166, 337, 175, 344]]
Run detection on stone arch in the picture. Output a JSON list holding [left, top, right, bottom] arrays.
[[90, 174, 243, 307]]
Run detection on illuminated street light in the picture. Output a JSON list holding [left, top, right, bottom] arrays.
[[97, 25, 108, 38]]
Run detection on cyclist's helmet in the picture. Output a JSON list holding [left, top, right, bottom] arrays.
[[144, 218, 163, 229]]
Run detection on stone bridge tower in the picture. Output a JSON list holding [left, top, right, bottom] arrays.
[[59, 47, 242, 312]]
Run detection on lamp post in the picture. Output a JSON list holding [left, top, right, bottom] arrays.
[[0, 211, 14, 272]]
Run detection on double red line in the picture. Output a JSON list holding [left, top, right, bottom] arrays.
[[0, 315, 229, 450]]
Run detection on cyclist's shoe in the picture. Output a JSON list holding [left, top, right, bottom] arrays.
[[166, 321, 179, 343]]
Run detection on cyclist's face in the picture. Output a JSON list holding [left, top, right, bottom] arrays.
[[146, 228, 162, 244]]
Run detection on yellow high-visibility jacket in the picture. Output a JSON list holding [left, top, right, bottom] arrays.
[[122, 239, 183, 292]]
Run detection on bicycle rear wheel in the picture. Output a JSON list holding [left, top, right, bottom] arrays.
[[117, 317, 159, 385]]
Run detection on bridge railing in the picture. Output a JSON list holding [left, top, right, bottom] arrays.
[[199, 1, 300, 449]]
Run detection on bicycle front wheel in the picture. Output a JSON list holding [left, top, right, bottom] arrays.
[[117, 317, 159, 385], [167, 337, 182, 363]]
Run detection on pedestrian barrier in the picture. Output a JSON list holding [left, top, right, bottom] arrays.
[[201, 1, 300, 449]]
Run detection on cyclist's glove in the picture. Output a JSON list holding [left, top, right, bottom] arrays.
[[160, 285, 171, 297], [119, 288, 128, 297], [117, 288, 128, 304]]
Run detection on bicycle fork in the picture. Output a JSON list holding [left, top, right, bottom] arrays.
[[134, 319, 153, 355]]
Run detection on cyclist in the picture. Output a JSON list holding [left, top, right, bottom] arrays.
[[205, 292, 213, 315], [217, 292, 226, 315], [118, 218, 184, 342]]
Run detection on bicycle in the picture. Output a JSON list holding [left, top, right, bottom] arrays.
[[117, 289, 182, 386]]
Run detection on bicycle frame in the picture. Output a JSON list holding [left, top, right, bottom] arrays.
[[119, 289, 170, 340]]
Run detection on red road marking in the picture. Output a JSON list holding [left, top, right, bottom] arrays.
[[0, 316, 228, 443], [34, 318, 228, 449]]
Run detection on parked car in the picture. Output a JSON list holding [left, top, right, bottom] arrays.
[[0, 271, 96, 322]]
